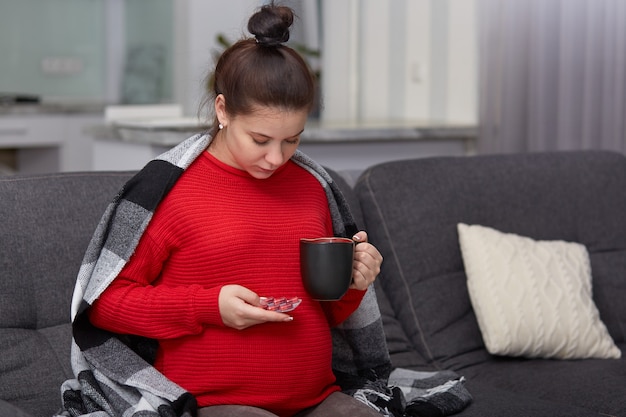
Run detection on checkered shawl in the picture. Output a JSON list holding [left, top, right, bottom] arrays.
[[55, 133, 393, 417]]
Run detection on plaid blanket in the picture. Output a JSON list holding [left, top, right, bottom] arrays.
[[389, 369, 472, 417], [55, 133, 471, 417]]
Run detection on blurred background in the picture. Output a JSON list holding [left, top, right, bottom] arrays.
[[1, 0, 624, 175], [0, 0, 477, 123]]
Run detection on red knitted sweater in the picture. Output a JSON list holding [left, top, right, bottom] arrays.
[[89, 151, 365, 416]]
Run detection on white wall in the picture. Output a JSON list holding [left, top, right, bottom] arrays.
[[321, 0, 477, 124]]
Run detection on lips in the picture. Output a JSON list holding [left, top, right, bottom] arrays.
[[257, 167, 276, 175]]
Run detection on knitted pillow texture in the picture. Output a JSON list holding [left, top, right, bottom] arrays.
[[457, 223, 621, 360]]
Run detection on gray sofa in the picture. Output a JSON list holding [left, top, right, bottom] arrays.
[[1, 150, 625, 417]]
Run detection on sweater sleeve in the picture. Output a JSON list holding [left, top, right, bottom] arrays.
[[321, 288, 366, 328], [89, 231, 225, 339]]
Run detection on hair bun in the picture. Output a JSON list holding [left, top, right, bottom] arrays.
[[248, 4, 294, 47]]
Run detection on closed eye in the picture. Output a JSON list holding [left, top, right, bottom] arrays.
[[250, 129, 304, 145], [253, 137, 270, 145]]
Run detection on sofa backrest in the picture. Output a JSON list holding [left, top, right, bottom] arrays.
[[354, 150, 626, 370], [0, 171, 133, 417]]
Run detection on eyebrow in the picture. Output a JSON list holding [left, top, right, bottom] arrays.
[[251, 128, 305, 140]]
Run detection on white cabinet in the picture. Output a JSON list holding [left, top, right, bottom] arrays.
[[0, 115, 64, 173], [62, 114, 103, 172], [0, 113, 103, 174]]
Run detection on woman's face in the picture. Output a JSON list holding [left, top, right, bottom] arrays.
[[212, 97, 308, 179]]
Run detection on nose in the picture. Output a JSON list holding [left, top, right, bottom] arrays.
[[265, 143, 285, 167]]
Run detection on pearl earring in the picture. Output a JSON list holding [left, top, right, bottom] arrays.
[[218, 123, 224, 130]]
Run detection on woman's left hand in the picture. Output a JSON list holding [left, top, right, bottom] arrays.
[[350, 231, 383, 291]]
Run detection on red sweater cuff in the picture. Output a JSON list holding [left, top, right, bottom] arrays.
[[323, 288, 367, 327], [194, 285, 226, 327]]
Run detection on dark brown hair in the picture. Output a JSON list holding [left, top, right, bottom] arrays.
[[205, 3, 316, 138]]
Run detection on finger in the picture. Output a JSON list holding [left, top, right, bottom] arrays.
[[354, 243, 373, 258], [244, 304, 294, 323], [355, 243, 383, 268], [227, 304, 293, 330], [352, 231, 368, 244], [354, 245, 382, 271], [231, 286, 261, 306], [351, 261, 374, 287], [349, 270, 371, 290], [351, 253, 381, 289]]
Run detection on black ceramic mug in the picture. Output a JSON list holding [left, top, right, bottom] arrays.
[[300, 237, 355, 301]]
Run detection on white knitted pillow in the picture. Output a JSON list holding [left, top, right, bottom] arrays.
[[457, 223, 621, 359]]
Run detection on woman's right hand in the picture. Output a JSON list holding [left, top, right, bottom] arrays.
[[218, 284, 294, 330]]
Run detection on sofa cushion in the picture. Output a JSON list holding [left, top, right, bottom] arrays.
[[374, 280, 429, 370], [458, 223, 620, 359], [355, 151, 626, 370], [0, 172, 133, 417], [460, 346, 626, 416], [0, 399, 36, 417], [454, 379, 604, 417]]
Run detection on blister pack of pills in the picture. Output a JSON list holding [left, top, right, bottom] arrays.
[[260, 296, 302, 312]]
